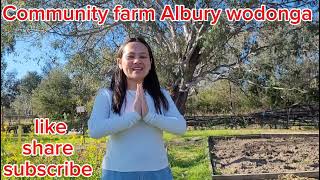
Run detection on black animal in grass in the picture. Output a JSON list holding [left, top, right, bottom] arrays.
[[6, 124, 32, 134]]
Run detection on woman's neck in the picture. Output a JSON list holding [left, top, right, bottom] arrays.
[[127, 79, 143, 90]]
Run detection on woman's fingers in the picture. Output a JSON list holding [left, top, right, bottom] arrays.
[[133, 95, 141, 115], [138, 84, 144, 116], [139, 84, 149, 117], [134, 84, 142, 116], [133, 83, 148, 117], [138, 83, 143, 99]]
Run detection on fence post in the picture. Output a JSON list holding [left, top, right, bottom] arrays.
[[18, 124, 22, 144]]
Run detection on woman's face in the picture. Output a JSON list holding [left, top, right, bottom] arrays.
[[118, 42, 151, 83]]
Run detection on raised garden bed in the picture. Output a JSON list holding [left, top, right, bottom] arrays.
[[208, 134, 319, 180]]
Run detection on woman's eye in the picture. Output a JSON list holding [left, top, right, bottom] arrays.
[[140, 56, 147, 59], [127, 56, 134, 59]]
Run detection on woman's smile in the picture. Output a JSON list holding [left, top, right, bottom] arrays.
[[118, 42, 151, 86], [132, 66, 144, 72]]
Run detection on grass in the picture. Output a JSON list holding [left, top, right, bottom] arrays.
[[168, 137, 211, 180], [1, 128, 318, 179]]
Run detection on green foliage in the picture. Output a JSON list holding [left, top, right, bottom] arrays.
[[186, 80, 257, 115], [238, 21, 319, 108], [31, 69, 75, 115], [66, 49, 114, 112], [12, 72, 42, 115], [1, 71, 20, 109], [18, 72, 42, 95]]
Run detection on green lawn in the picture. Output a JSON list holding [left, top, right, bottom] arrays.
[[1, 128, 318, 179]]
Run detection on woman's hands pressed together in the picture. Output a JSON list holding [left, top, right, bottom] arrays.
[[133, 83, 149, 118]]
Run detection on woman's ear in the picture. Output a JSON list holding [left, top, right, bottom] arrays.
[[117, 58, 122, 69]]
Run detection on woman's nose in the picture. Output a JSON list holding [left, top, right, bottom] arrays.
[[133, 57, 142, 63]]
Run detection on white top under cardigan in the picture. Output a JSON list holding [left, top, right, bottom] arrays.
[[88, 88, 187, 172]]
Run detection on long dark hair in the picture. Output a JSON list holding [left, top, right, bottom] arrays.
[[110, 37, 168, 115]]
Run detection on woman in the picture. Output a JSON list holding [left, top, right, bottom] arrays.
[[88, 37, 187, 180]]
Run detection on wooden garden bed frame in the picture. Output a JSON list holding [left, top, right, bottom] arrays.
[[208, 134, 319, 180]]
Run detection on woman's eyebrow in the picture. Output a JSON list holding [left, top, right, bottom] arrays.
[[125, 52, 148, 55]]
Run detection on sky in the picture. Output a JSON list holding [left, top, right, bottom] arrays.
[[5, 41, 42, 79], [4, 35, 66, 79]]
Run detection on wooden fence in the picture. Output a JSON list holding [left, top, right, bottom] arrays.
[[186, 105, 319, 129]]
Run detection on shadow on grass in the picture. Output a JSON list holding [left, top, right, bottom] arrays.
[[169, 152, 208, 168], [167, 139, 209, 169]]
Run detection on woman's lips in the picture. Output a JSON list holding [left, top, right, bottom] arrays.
[[132, 67, 143, 72]]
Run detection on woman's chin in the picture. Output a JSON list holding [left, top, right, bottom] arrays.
[[128, 76, 146, 83]]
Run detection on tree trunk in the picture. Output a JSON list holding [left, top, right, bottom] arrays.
[[172, 88, 189, 115], [171, 44, 202, 115]]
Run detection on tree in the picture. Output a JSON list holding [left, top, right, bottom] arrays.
[[1, 71, 20, 109], [12, 71, 42, 115], [31, 69, 75, 115], [65, 51, 112, 111], [19, 71, 42, 95], [2, 0, 318, 114], [1, 61, 7, 95], [1, 69, 20, 131], [229, 20, 319, 109], [186, 80, 257, 115]]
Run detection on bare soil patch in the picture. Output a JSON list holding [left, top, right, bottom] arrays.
[[210, 135, 319, 175]]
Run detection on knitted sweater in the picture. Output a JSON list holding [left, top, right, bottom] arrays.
[[88, 88, 187, 172]]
